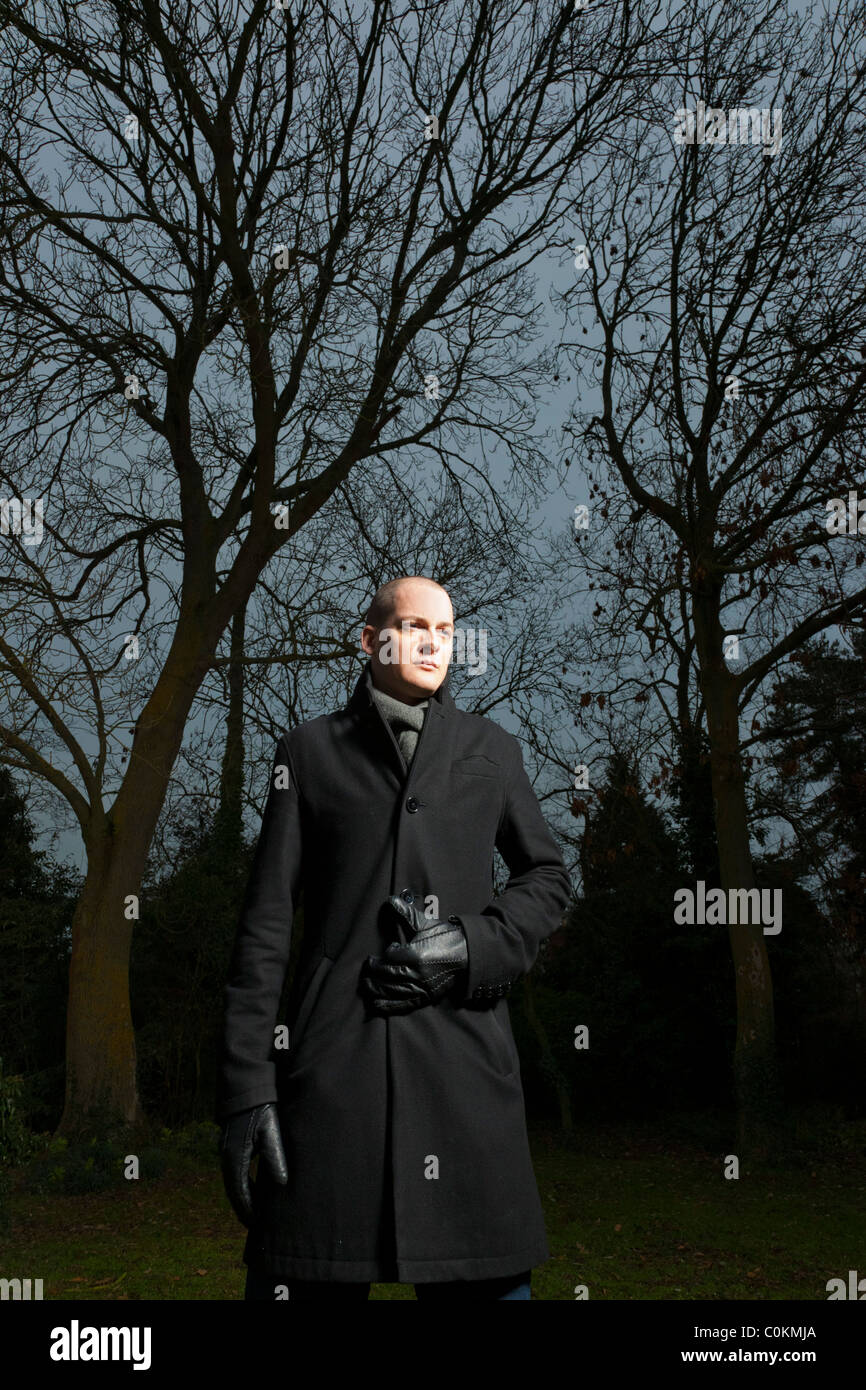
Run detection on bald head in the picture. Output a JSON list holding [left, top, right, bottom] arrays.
[[364, 575, 450, 629]]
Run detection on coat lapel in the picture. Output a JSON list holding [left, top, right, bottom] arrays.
[[347, 660, 454, 788]]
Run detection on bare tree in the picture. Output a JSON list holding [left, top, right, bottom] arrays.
[[551, 0, 866, 1154], [0, 0, 667, 1135]]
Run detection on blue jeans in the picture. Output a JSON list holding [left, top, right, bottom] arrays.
[[245, 1262, 532, 1300]]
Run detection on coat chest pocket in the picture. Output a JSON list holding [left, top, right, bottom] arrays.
[[452, 755, 499, 778], [446, 756, 504, 841]]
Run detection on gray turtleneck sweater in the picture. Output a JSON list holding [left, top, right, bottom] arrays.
[[370, 683, 429, 768]]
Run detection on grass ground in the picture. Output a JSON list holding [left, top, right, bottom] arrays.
[[2, 1108, 863, 1300]]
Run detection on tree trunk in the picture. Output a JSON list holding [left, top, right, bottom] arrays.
[[58, 832, 148, 1140], [57, 645, 206, 1140], [694, 592, 785, 1160]]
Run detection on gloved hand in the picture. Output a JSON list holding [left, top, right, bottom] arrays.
[[219, 1101, 288, 1228], [360, 896, 469, 1015]]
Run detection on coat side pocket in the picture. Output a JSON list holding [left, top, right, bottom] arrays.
[[488, 1002, 516, 1078], [287, 953, 334, 1058]]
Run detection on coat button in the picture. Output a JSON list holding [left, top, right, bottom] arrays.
[[406, 795, 420, 812], [401, 889, 415, 903]]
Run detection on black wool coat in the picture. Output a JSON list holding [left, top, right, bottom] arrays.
[[216, 661, 572, 1283]]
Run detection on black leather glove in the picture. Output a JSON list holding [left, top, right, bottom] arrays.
[[219, 1101, 288, 1228], [360, 896, 469, 1015]]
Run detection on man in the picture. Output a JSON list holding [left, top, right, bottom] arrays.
[[217, 576, 571, 1300]]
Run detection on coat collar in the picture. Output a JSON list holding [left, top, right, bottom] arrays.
[[347, 659, 455, 720]]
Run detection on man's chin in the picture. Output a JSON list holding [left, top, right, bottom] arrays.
[[402, 663, 446, 693]]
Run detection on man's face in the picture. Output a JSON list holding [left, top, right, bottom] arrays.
[[362, 580, 454, 702]]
